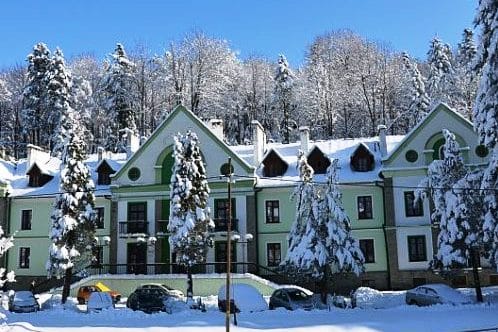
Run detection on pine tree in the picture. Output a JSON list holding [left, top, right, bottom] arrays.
[[273, 54, 296, 143], [474, 0, 498, 275], [100, 43, 137, 152], [47, 48, 73, 156], [168, 131, 214, 301], [47, 113, 97, 304], [321, 159, 365, 275], [416, 129, 467, 270], [401, 52, 431, 126], [0, 226, 15, 288], [427, 37, 454, 105], [453, 29, 479, 118], [281, 152, 323, 282], [21, 43, 52, 148]]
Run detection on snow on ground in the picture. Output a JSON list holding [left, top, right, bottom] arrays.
[[2, 288, 498, 332]]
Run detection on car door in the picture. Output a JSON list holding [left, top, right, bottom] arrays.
[[425, 288, 438, 305]]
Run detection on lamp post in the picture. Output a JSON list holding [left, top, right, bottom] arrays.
[[220, 157, 233, 332]]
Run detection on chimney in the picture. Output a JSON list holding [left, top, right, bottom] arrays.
[[26, 144, 50, 174], [378, 125, 387, 157], [97, 147, 104, 162], [124, 128, 139, 159], [299, 126, 310, 154], [251, 120, 266, 166], [208, 119, 224, 140]]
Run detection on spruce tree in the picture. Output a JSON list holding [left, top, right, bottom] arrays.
[[0, 226, 14, 288], [427, 37, 454, 105], [47, 48, 73, 156], [273, 54, 295, 143], [47, 112, 97, 304], [168, 131, 214, 301], [402, 52, 430, 126], [100, 43, 137, 152], [417, 129, 467, 270], [21, 43, 52, 148]]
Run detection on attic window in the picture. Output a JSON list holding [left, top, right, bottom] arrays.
[[96, 161, 116, 185], [27, 164, 53, 187], [307, 147, 331, 174], [350, 144, 374, 172], [262, 150, 288, 177]]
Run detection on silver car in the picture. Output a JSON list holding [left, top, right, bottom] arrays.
[[405, 284, 470, 306], [8, 291, 40, 313], [269, 287, 314, 311]]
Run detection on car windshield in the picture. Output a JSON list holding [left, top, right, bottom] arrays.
[[161, 285, 173, 290], [287, 289, 310, 301], [14, 291, 34, 301]]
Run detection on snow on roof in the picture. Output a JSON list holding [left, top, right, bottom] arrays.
[[230, 135, 404, 187], [2, 153, 128, 197]]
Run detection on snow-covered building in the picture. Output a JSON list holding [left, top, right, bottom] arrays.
[[0, 103, 495, 292]]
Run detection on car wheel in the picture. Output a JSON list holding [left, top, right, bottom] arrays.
[[77, 298, 85, 305], [409, 300, 418, 306], [269, 304, 274, 310]]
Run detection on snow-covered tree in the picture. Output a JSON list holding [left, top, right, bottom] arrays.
[[280, 152, 324, 281], [321, 159, 365, 275], [453, 29, 479, 118], [168, 131, 214, 301], [100, 43, 137, 152], [47, 113, 97, 304], [474, 0, 498, 272], [0, 226, 15, 288], [416, 129, 467, 270], [46, 48, 73, 156], [21, 43, 52, 148], [273, 54, 296, 143], [401, 52, 430, 126], [0, 77, 10, 103], [427, 37, 454, 105]]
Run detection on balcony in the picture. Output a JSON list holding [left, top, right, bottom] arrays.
[[213, 218, 238, 232], [119, 221, 149, 236]]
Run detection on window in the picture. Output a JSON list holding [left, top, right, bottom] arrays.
[[21, 209, 32, 230], [357, 196, 373, 219], [359, 239, 375, 263], [19, 247, 30, 269], [267, 243, 281, 267], [128, 167, 141, 181], [408, 235, 427, 262], [95, 207, 105, 229], [404, 192, 424, 217], [265, 200, 280, 223], [214, 199, 236, 220], [98, 171, 111, 185], [92, 245, 104, 266]]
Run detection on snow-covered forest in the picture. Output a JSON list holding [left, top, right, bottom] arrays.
[[0, 29, 479, 158]]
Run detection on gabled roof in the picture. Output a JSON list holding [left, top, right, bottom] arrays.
[[113, 105, 255, 180], [383, 103, 474, 164], [350, 142, 374, 158]]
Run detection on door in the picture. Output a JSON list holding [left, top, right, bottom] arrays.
[[127, 243, 147, 274], [215, 241, 236, 273]]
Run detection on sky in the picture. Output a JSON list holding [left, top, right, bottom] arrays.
[[0, 0, 477, 69]]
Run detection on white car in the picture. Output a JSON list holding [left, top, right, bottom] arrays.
[[406, 284, 471, 306], [217, 283, 267, 313], [87, 292, 114, 313]]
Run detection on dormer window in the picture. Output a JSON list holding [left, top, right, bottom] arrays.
[[96, 160, 116, 185], [307, 147, 331, 174], [350, 144, 374, 172], [262, 150, 288, 177], [27, 163, 53, 187]]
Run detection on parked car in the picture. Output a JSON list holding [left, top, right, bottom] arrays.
[[406, 284, 471, 306], [269, 287, 314, 311], [77, 282, 122, 305], [8, 291, 40, 313], [126, 287, 168, 314], [137, 283, 184, 298], [217, 284, 267, 313], [87, 292, 114, 313]]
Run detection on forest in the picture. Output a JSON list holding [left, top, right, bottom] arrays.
[[0, 28, 479, 158]]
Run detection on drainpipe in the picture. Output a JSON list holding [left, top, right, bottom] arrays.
[[375, 179, 392, 290]]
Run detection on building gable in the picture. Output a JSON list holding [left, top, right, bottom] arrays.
[[383, 103, 485, 170], [307, 146, 331, 174], [262, 149, 288, 177], [112, 105, 255, 187]]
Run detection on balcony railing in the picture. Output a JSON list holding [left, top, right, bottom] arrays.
[[119, 221, 149, 235], [156, 220, 169, 236], [213, 218, 238, 232]]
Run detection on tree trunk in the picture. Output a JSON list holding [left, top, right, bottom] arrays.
[[471, 247, 483, 303], [61, 266, 72, 304], [187, 266, 193, 301], [319, 267, 330, 304]]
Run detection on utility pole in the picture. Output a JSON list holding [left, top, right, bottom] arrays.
[[225, 157, 232, 332]]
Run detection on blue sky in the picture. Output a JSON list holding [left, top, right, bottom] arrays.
[[0, 0, 476, 69]]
